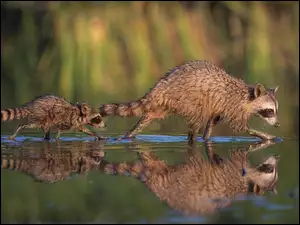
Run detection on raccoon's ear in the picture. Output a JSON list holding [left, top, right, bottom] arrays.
[[273, 86, 279, 93], [254, 83, 267, 98], [80, 103, 90, 115]]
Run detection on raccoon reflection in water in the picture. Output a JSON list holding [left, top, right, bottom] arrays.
[[100, 140, 280, 216], [1, 141, 106, 184], [1, 140, 280, 216]]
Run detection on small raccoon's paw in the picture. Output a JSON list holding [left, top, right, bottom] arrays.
[[8, 135, 16, 141], [95, 136, 108, 141], [116, 136, 135, 141]]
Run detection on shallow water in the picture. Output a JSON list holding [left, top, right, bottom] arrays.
[[1, 132, 299, 224]]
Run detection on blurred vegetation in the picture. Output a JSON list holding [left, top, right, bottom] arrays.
[[1, 2, 298, 223], [1, 1, 299, 136]]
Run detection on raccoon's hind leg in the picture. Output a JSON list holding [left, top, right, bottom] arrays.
[[187, 124, 201, 146], [9, 123, 39, 140], [121, 114, 154, 140], [202, 116, 222, 140], [42, 127, 51, 140], [55, 130, 62, 140], [120, 110, 167, 140]]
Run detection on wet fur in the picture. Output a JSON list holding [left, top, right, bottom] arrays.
[[99, 60, 279, 139], [1, 94, 105, 139]]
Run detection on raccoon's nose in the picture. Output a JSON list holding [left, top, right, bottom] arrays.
[[274, 122, 280, 128], [100, 121, 107, 128]]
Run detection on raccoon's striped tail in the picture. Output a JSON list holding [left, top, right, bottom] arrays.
[[1, 157, 21, 170], [99, 98, 149, 117], [100, 160, 145, 179], [1, 107, 30, 122], [99, 152, 164, 179]]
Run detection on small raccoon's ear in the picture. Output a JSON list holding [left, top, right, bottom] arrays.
[[80, 103, 90, 115], [254, 83, 267, 98]]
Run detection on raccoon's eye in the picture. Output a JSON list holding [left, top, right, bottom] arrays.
[[258, 109, 274, 118], [257, 164, 274, 173], [91, 116, 102, 124]]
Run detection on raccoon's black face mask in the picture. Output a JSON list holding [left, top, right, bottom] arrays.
[[251, 84, 280, 127]]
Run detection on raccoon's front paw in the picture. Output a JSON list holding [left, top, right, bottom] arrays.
[[259, 133, 277, 140], [248, 129, 277, 140]]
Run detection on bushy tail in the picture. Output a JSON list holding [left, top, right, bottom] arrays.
[[100, 160, 145, 179], [99, 152, 164, 179], [1, 157, 20, 170], [1, 107, 30, 122], [99, 98, 149, 117]]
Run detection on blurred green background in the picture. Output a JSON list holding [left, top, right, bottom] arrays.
[[1, 1, 299, 223], [1, 1, 299, 138]]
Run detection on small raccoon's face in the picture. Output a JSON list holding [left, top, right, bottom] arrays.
[[246, 154, 280, 193], [250, 84, 280, 127], [77, 102, 106, 128], [89, 113, 106, 128]]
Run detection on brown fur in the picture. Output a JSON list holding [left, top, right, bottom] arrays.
[[1, 94, 106, 140], [101, 143, 279, 216], [1, 143, 105, 183], [99, 60, 279, 141]]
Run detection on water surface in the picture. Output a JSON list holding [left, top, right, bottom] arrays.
[[1, 133, 298, 224]]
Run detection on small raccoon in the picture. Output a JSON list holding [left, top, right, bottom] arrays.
[[101, 143, 280, 215], [1, 94, 106, 140], [99, 60, 280, 143]]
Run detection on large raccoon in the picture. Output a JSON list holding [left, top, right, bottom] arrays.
[[99, 60, 280, 144], [101, 141, 280, 216], [1, 94, 106, 140]]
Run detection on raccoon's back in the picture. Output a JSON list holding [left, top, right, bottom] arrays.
[[27, 95, 74, 120], [146, 60, 246, 106], [28, 95, 72, 110], [147, 60, 228, 95]]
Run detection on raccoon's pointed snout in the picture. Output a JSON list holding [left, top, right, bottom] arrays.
[[97, 120, 106, 129], [272, 154, 280, 160], [274, 122, 280, 128], [263, 116, 279, 127]]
